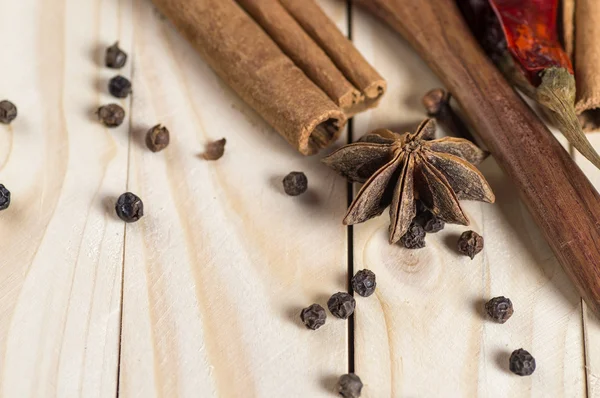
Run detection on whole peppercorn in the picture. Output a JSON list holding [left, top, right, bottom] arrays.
[[400, 221, 426, 249], [351, 269, 376, 297], [108, 75, 132, 98], [457, 230, 484, 259], [419, 211, 445, 233], [201, 138, 227, 160], [338, 373, 363, 398], [96, 104, 125, 127], [146, 124, 170, 152], [282, 171, 308, 196], [0, 100, 17, 124], [327, 292, 356, 319], [105, 41, 128, 68], [509, 349, 536, 376], [0, 184, 10, 210], [300, 303, 326, 330], [115, 192, 144, 222], [485, 296, 514, 324]]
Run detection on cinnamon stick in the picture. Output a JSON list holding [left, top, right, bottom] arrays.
[[152, 0, 346, 155], [574, 0, 600, 131], [279, 0, 386, 111], [236, 0, 363, 114], [562, 0, 575, 61], [354, 0, 600, 317]]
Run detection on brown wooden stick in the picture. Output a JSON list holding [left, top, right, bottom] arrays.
[[355, 0, 600, 316], [152, 0, 346, 155]]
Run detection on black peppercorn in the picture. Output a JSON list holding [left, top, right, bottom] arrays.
[[485, 296, 514, 324], [400, 221, 426, 249], [509, 349, 536, 376], [282, 171, 308, 196], [351, 269, 376, 297], [146, 124, 170, 152], [0, 100, 17, 124], [338, 373, 363, 398], [108, 75, 132, 98], [327, 292, 356, 319], [115, 192, 143, 222], [96, 104, 125, 127], [458, 230, 484, 259], [300, 303, 326, 330], [105, 42, 128, 68], [0, 184, 10, 211], [419, 211, 445, 233]]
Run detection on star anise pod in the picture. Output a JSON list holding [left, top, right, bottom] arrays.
[[322, 119, 494, 243]]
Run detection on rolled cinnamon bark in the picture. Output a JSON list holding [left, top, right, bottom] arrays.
[[562, 0, 575, 61], [279, 0, 387, 111], [236, 0, 363, 114], [574, 0, 600, 131], [152, 0, 346, 155]]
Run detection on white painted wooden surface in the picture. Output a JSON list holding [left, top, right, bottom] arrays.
[[117, 1, 348, 397], [0, 0, 598, 397], [351, 8, 588, 398], [0, 0, 132, 396]]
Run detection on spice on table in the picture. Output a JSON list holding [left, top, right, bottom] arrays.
[[323, 119, 494, 243], [457, 230, 484, 259], [153, 0, 348, 156], [96, 104, 125, 127], [201, 138, 227, 161], [0, 100, 17, 124], [485, 296, 514, 323], [105, 41, 128, 68], [115, 192, 144, 223], [146, 124, 170, 152], [509, 348, 536, 376], [0, 184, 10, 210], [458, 0, 600, 171], [400, 221, 426, 249], [351, 269, 376, 297], [282, 171, 308, 196], [422, 88, 480, 146], [338, 373, 363, 398], [416, 209, 445, 233], [108, 75, 132, 98], [300, 303, 326, 330], [327, 292, 356, 319]]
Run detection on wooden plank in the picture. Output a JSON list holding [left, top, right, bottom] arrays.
[[350, 8, 586, 397], [573, 135, 600, 397], [118, 1, 349, 397], [0, 0, 133, 396]]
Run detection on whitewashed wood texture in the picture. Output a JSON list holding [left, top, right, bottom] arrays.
[[117, 1, 348, 397], [0, 0, 133, 396], [0, 0, 598, 397], [351, 7, 588, 398]]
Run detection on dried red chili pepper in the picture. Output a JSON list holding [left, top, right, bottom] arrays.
[[458, 0, 600, 170], [490, 0, 572, 84]]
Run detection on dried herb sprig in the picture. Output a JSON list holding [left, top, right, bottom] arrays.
[[323, 119, 494, 243]]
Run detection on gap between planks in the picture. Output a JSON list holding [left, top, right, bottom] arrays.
[[345, 0, 356, 376]]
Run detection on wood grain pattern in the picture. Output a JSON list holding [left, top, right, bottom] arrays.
[[1, 0, 599, 396], [573, 137, 600, 397], [355, 0, 600, 326], [0, 0, 133, 396], [351, 8, 586, 397], [117, 1, 348, 397]]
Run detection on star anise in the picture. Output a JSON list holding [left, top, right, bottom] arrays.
[[323, 119, 494, 243]]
